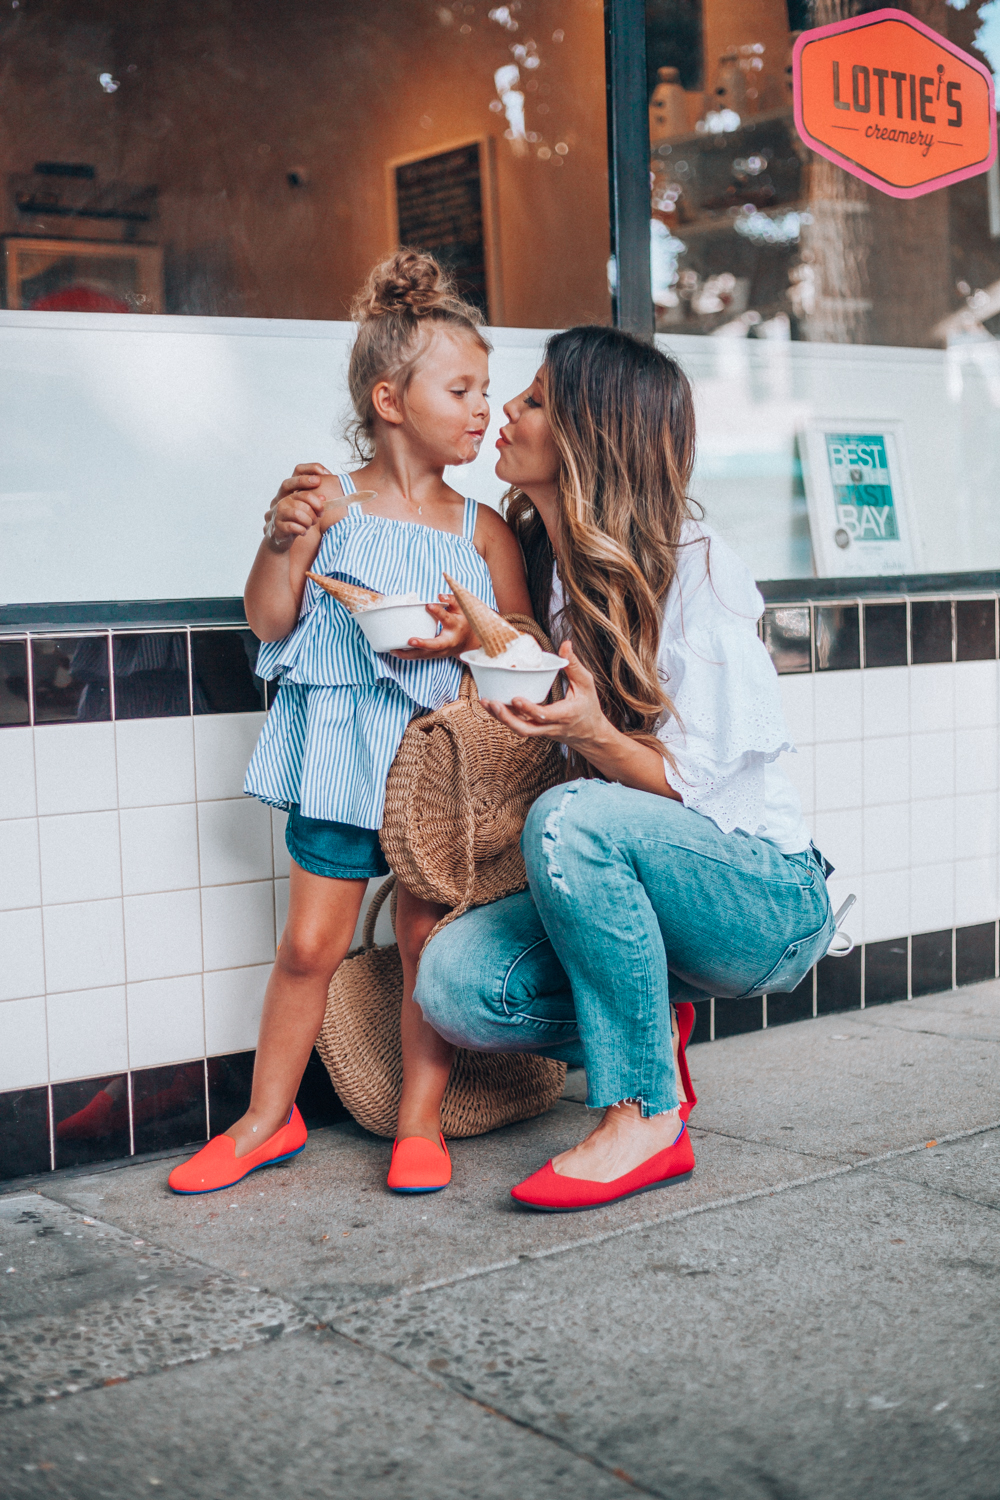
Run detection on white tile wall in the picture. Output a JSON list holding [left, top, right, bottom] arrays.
[[862, 665, 909, 740], [204, 964, 270, 1055], [44, 898, 126, 994], [0, 908, 45, 1001], [120, 804, 200, 895], [38, 811, 122, 905], [0, 997, 48, 1090], [193, 713, 265, 800], [127, 974, 205, 1069], [201, 880, 275, 970], [47, 985, 128, 1082], [34, 722, 118, 815], [0, 656, 998, 1091], [124, 888, 203, 983], [0, 818, 41, 910], [197, 798, 273, 886], [0, 728, 36, 819], [115, 717, 196, 808]]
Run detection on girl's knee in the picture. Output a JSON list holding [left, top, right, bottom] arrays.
[[277, 925, 341, 980]]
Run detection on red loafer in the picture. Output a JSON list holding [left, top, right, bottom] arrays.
[[674, 1001, 698, 1123], [511, 1123, 694, 1213], [387, 1134, 452, 1193], [168, 1105, 307, 1195]]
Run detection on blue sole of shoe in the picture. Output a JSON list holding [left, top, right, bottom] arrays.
[[387, 1183, 449, 1194], [512, 1168, 693, 1213], [168, 1142, 306, 1195]]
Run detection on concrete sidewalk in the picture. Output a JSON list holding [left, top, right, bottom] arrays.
[[1, 983, 998, 1499]]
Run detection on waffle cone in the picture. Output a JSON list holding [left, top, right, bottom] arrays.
[[306, 573, 383, 613], [443, 573, 520, 658]]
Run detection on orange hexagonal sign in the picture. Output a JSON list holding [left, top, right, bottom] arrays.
[[793, 7, 997, 199]]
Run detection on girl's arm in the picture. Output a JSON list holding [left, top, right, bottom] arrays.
[[245, 465, 346, 642], [482, 644, 683, 801], [392, 506, 533, 660]]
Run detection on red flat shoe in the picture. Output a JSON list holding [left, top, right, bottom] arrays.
[[387, 1134, 452, 1193], [674, 1001, 698, 1123], [167, 1105, 307, 1194], [511, 1123, 694, 1213]]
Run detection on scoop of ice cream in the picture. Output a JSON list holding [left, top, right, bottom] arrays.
[[356, 591, 421, 613], [466, 632, 547, 670]]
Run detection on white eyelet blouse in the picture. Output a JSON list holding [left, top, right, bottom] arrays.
[[550, 520, 811, 855]]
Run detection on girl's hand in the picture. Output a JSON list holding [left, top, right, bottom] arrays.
[[263, 463, 332, 553], [481, 643, 611, 756], [390, 594, 476, 661]]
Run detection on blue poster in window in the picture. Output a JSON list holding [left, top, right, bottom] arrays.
[[825, 434, 898, 542], [802, 421, 917, 577]]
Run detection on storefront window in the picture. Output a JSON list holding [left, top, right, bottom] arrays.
[[1, 0, 611, 329], [645, 0, 1000, 580]]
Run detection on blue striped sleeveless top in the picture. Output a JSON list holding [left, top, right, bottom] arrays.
[[244, 473, 496, 830]]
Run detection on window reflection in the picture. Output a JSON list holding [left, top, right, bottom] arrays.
[[2, 0, 610, 329], [645, 0, 1000, 348]]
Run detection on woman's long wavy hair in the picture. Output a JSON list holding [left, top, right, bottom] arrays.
[[506, 326, 697, 766]]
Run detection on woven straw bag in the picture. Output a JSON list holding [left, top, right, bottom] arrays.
[[316, 614, 568, 1139], [315, 878, 568, 1138]]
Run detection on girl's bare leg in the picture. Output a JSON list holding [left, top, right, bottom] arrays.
[[225, 860, 367, 1157], [395, 882, 454, 1143]]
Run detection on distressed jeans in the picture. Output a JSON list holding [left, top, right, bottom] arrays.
[[415, 778, 835, 1116]]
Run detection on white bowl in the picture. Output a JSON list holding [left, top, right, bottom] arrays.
[[354, 602, 438, 653], [460, 649, 565, 706]]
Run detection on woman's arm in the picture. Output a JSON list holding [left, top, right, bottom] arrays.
[[482, 644, 682, 800], [244, 464, 345, 642]]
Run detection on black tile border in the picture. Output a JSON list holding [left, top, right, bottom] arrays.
[[0, 598, 248, 633], [1, 922, 994, 1180], [0, 1049, 347, 1184], [0, 625, 272, 725], [759, 571, 1000, 602], [755, 595, 1000, 675], [5, 592, 1000, 684]]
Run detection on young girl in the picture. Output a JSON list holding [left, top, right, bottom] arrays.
[[168, 251, 533, 1196]]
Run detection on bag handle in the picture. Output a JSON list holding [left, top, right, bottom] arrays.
[[362, 873, 396, 950]]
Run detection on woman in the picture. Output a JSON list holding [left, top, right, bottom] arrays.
[[414, 325, 835, 1212]]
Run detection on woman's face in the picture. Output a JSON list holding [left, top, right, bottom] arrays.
[[495, 368, 561, 493]]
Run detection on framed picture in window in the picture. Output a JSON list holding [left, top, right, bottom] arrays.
[[386, 138, 502, 324], [2, 236, 163, 313], [799, 419, 920, 577]]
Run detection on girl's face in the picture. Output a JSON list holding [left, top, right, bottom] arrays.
[[389, 327, 490, 466], [495, 368, 561, 493]]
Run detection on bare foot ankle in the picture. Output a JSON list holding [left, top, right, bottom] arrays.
[[552, 1105, 683, 1182], [395, 1117, 443, 1146], [225, 1109, 290, 1159]]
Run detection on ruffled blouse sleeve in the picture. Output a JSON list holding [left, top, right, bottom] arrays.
[[656, 525, 793, 837]]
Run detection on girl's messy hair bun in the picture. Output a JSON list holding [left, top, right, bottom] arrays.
[[346, 249, 490, 460], [352, 248, 478, 323]]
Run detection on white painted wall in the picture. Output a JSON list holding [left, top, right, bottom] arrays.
[[3, 311, 1000, 605]]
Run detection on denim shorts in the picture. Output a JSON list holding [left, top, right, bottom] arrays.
[[284, 803, 389, 881]]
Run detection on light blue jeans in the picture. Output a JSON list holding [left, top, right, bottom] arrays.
[[415, 778, 835, 1116]]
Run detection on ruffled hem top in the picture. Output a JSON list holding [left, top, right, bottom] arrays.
[[244, 476, 495, 830]]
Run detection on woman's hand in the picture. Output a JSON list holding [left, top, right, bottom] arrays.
[[481, 643, 610, 756], [390, 594, 476, 661], [482, 642, 682, 800], [262, 463, 333, 553]]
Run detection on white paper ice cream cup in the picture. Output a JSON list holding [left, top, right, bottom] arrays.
[[354, 603, 438, 653], [460, 649, 565, 706]]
